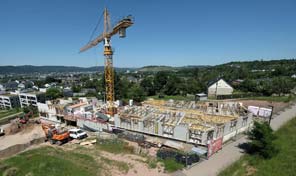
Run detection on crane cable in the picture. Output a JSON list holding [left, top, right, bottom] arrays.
[[88, 11, 104, 43]]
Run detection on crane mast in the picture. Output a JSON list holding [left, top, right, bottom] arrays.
[[80, 8, 133, 115], [103, 9, 115, 114]]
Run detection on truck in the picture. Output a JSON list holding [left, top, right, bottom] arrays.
[[41, 124, 70, 145], [69, 128, 88, 139]]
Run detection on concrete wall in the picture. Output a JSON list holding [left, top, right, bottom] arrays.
[[37, 102, 61, 123], [173, 125, 188, 141], [77, 118, 109, 132], [116, 112, 253, 146]]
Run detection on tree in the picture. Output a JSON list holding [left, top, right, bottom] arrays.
[[45, 76, 60, 84], [46, 88, 63, 100], [272, 77, 295, 96], [140, 77, 155, 96], [72, 85, 82, 93], [127, 84, 147, 102], [154, 72, 169, 93], [185, 78, 205, 94], [247, 121, 278, 159], [164, 75, 181, 95]]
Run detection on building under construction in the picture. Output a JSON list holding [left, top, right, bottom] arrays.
[[114, 100, 252, 146]]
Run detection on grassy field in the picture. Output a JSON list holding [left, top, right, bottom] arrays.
[[219, 117, 296, 176], [243, 95, 296, 103], [147, 95, 195, 101], [96, 138, 134, 154], [0, 108, 22, 119], [0, 146, 100, 176]]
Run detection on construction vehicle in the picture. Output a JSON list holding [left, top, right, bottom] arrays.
[[19, 111, 33, 124], [41, 124, 70, 145], [69, 128, 88, 139], [80, 8, 134, 115]]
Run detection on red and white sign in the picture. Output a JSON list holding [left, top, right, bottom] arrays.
[[207, 137, 223, 158]]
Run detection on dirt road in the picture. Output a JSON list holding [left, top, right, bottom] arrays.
[[0, 124, 45, 151]]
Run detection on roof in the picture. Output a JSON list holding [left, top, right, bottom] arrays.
[[196, 93, 207, 97], [208, 78, 233, 89], [19, 91, 45, 95], [0, 93, 17, 97], [69, 128, 84, 132], [191, 147, 207, 155]]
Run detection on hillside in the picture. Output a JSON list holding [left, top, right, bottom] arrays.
[[137, 65, 210, 72], [0, 59, 295, 74], [0, 65, 134, 74]]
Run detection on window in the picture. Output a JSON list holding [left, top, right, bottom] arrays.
[[230, 120, 237, 132], [242, 117, 248, 127]]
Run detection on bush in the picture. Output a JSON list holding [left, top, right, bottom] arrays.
[[162, 158, 184, 173], [248, 121, 279, 159], [157, 148, 199, 166]]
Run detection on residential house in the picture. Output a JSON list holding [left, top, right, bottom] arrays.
[[208, 79, 234, 97]]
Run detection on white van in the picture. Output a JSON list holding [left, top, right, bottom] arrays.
[[69, 129, 87, 139]]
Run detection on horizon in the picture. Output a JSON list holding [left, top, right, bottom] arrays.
[[1, 58, 295, 68], [1, 0, 296, 67]]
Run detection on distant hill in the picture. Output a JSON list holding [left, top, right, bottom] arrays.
[[217, 59, 296, 70], [0, 59, 295, 74], [137, 66, 176, 72], [0, 65, 135, 74], [137, 65, 210, 72]]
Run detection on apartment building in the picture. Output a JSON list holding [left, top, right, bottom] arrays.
[[0, 94, 20, 109], [19, 92, 46, 108]]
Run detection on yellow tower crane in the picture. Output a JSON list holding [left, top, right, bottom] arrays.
[[80, 8, 133, 115]]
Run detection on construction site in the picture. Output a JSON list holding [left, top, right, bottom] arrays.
[[115, 100, 252, 146], [0, 5, 257, 176]]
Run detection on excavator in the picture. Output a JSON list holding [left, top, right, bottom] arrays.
[[19, 111, 33, 124], [41, 124, 70, 145]]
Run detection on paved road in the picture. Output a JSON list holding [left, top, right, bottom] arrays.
[[176, 102, 296, 176]]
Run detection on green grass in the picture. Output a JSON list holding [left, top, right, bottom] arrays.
[[0, 146, 100, 176], [243, 95, 296, 103], [147, 95, 194, 101], [0, 108, 22, 119], [219, 117, 296, 176], [96, 138, 134, 154], [161, 158, 184, 173]]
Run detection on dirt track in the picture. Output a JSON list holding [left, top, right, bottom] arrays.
[[0, 124, 45, 151]]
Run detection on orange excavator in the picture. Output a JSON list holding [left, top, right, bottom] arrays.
[[41, 124, 70, 145]]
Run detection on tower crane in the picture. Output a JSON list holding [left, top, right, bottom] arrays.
[[80, 8, 133, 115]]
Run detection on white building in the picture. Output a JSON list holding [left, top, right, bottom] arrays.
[[208, 79, 233, 97], [19, 92, 46, 108], [38, 99, 73, 123], [0, 84, 5, 91], [0, 94, 20, 109]]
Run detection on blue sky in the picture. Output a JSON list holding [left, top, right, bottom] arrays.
[[0, 0, 296, 67]]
